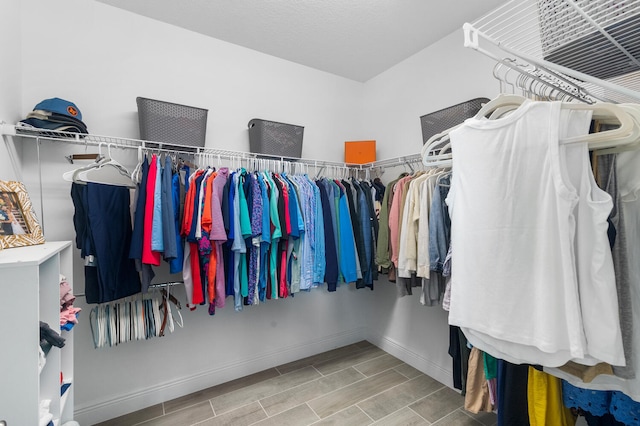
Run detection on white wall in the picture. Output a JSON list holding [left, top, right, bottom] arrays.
[[14, 1, 370, 424], [0, 0, 22, 181], [362, 30, 500, 386], [363, 29, 499, 159], [6, 1, 504, 424]]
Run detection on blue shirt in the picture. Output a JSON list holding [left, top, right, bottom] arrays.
[[169, 172, 184, 274], [257, 173, 271, 244], [311, 177, 326, 284], [151, 156, 164, 251], [161, 156, 177, 260], [338, 185, 357, 283]]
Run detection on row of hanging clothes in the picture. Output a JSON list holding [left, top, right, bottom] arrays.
[[174, 157, 384, 314], [67, 145, 391, 313], [421, 94, 640, 425], [375, 162, 452, 306]]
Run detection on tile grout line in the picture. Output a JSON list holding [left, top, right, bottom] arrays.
[[430, 407, 473, 426], [313, 348, 386, 376], [247, 370, 339, 417], [392, 364, 421, 380], [365, 380, 445, 426], [349, 352, 392, 372], [210, 366, 323, 416], [366, 405, 411, 425], [408, 405, 431, 424], [275, 344, 372, 376], [256, 399, 270, 419], [209, 398, 274, 424], [304, 369, 413, 420], [311, 364, 325, 377], [302, 368, 380, 406], [356, 403, 377, 423], [344, 372, 422, 412], [458, 407, 489, 425], [307, 402, 322, 422], [209, 399, 216, 417], [304, 402, 322, 426], [307, 404, 370, 425]]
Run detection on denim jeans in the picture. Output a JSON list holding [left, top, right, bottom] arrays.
[[429, 174, 451, 273]]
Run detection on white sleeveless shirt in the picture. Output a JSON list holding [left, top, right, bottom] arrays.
[[446, 100, 590, 366]]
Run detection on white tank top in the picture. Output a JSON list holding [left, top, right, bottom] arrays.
[[447, 100, 587, 366], [561, 110, 624, 367], [546, 148, 640, 398]]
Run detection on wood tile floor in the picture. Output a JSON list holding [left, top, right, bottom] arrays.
[[95, 341, 497, 426]]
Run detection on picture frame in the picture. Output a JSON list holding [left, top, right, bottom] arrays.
[[0, 180, 45, 249]]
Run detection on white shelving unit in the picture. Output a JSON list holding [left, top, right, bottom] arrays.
[[0, 241, 74, 426]]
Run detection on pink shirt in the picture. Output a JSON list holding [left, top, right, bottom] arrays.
[[389, 176, 412, 267], [142, 155, 161, 266]]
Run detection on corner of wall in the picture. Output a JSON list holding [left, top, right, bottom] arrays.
[[365, 328, 453, 389], [0, 0, 23, 181]]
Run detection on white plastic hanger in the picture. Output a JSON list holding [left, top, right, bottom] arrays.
[[560, 102, 635, 147], [422, 95, 638, 167], [474, 94, 527, 119], [75, 144, 136, 188], [130, 146, 144, 184], [474, 94, 636, 147], [592, 104, 640, 155], [62, 142, 108, 183]]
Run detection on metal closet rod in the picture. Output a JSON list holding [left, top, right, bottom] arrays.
[[1, 123, 423, 171]]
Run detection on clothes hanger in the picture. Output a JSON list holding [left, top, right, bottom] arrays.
[[592, 104, 640, 155], [474, 94, 528, 118], [474, 94, 636, 148], [560, 102, 636, 147], [131, 146, 144, 184], [75, 143, 136, 188], [63, 142, 109, 183]]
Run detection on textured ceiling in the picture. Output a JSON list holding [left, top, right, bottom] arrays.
[[96, 0, 506, 82]]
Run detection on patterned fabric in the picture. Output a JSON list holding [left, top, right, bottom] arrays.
[[247, 175, 262, 305], [562, 382, 613, 418]]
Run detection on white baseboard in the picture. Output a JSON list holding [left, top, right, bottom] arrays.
[[366, 331, 454, 388], [75, 327, 366, 425]]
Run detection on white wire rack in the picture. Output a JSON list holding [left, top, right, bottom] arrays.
[[0, 123, 422, 177], [464, 0, 640, 104]]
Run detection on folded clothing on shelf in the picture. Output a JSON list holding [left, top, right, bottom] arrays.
[[60, 274, 81, 328], [19, 98, 88, 134]]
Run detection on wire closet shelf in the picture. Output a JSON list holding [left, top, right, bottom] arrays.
[[464, 0, 640, 104], [0, 123, 422, 175]]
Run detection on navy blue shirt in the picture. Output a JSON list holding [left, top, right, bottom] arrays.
[[316, 180, 338, 291]]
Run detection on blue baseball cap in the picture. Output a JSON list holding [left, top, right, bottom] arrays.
[[33, 98, 83, 121]]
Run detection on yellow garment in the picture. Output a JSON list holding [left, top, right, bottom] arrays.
[[527, 367, 576, 426]]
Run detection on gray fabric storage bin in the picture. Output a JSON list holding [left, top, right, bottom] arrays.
[[137, 97, 208, 147], [248, 119, 304, 158]]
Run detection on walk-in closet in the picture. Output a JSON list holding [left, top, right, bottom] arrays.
[[2, 1, 640, 425]]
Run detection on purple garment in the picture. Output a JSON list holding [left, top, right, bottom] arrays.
[[250, 174, 262, 237], [210, 168, 229, 241], [210, 168, 229, 307], [247, 174, 262, 304]]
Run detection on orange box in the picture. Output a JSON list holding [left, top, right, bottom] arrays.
[[345, 140, 376, 164]]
